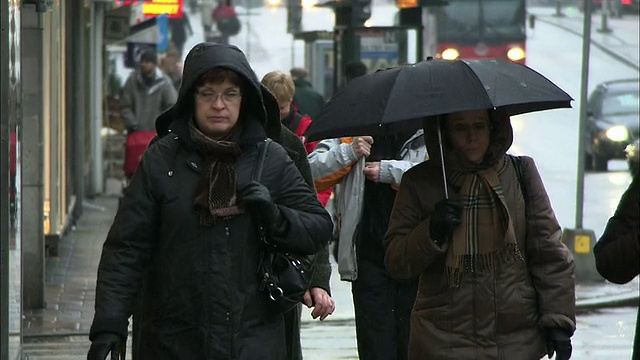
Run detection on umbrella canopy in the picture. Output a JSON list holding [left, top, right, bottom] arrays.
[[306, 58, 573, 141]]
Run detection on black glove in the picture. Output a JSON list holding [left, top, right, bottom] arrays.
[[429, 199, 463, 246], [239, 181, 285, 234], [87, 332, 123, 360], [546, 328, 572, 360]]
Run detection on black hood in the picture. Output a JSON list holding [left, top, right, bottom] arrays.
[[155, 43, 282, 138]]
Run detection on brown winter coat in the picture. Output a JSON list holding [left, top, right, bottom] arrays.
[[383, 113, 576, 359]]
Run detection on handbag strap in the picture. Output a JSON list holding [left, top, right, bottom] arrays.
[[251, 139, 271, 183], [251, 139, 273, 246]]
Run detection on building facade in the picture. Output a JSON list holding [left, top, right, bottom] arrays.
[[1, 0, 110, 358]]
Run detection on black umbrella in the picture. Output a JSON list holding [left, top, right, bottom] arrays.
[[306, 58, 573, 141]]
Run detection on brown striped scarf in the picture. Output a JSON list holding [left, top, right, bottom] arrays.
[[189, 120, 243, 226], [445, 156, 524, 287]]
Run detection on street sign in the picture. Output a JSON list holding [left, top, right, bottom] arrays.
[[142, 0, 184, 19], [129, 14, 169, 52], [104, 15, 129, 41]]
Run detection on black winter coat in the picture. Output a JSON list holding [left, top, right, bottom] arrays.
[[90, 43, 333, 359], [594, 175, 640, 359]]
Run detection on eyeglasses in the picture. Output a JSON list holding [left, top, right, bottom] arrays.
[[446, 122, 491, 136], [196, 89, 242, 104]]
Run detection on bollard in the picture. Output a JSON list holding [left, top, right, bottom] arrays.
[[562, 228, 604, 283], [528, 14, 536, 29], [554, 0, 565, 17], [597, 0, 613, 33]]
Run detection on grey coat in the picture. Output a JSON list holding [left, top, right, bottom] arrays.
[[121, 67, 177, 132]]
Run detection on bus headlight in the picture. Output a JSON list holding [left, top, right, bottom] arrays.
[[605, 126, 629, 142], [441, 48, 460, 60], [507, 47, 526, 62]]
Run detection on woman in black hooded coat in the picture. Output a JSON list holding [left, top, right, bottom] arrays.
[[87, 43, 333, 360]]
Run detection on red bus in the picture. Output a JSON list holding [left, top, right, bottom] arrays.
[[434, 0, 527, 64]]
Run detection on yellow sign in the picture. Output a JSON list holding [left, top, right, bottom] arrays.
[[142, 0, 184, 18], [574, 234, 591, 254]]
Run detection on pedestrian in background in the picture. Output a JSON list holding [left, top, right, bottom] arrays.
[[87, 43, 333, 360], [120, 49, 177, 133], [159, 45, 183, 91], [594, 174, 639, 359], [307, 65, 427, 359], [168, 15, 193, 58], [290, 67, 325, 121], [261, 70, 335, 360], [384, 108, 576, 359]]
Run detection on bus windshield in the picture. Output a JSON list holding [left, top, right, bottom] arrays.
[[435, 0, 526, 43]]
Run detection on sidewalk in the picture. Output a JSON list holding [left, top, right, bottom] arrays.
[[22, 190, 639, 356], [528, 5, 640, 69]]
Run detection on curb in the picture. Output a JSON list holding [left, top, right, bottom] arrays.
[[529, 11, 640, 72]]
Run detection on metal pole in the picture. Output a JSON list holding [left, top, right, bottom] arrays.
[[0, 0, 12, 358], [436, 116, 449, 199], [90, 3, 104, 195], [575, 0, 592, 229], [72, 0, 85, 220]]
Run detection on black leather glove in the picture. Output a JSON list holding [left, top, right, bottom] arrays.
[[87, 332, 124, 360], [239, 181, 286, 234], [429, 199, 463, 246], [546, 328, 572, 360]]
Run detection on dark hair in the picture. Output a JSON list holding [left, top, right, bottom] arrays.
[[194, 68, 245, 90], [344, 61, 367, 83], [139, 49, 158, 64]]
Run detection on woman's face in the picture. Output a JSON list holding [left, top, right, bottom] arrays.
[[194, 80, 242, 138], [444, 109, 491, 164], [278, 98, 292, 120]]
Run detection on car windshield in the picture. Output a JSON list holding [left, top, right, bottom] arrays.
[[436, 0, 525, 42], [602, 91, 640, 116]]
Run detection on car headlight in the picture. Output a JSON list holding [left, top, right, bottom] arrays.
[[507, 47, 526, 62], [605, 126, 629, 142], [441, 48, 460, 60]]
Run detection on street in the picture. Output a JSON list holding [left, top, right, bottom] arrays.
[[21, 3, 639, 359]]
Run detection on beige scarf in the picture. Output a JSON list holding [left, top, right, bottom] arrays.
[[445, 156, 524, 287], [189, 121, 243, 226]]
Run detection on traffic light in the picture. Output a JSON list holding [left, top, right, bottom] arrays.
[[352, 0, 371, 26], [287, 0, 303, 34]]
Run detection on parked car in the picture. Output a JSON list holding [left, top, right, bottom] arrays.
[[585, 79, 640, 171], [625, 138, 639, 175]]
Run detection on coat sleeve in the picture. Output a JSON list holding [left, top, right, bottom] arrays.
[[89, 150, 161, 341], [267, 142, 333, 256], [593, 176, 640, 284], [161, 79, 178, 111], [120, 74, 137, 130], [521, 157, 576, 335], [308, 138, 359, 192], [383, 170, 448, 279], [378, 159, 420, 185]]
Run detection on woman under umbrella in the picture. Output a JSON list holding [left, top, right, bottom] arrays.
[[383, 108, 576, 359], [87, 43, 333, 360]]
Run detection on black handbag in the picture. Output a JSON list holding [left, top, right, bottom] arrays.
[[251, 140, 316, 315]]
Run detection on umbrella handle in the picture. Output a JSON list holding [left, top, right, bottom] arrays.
[[436, 116, 449, 199]]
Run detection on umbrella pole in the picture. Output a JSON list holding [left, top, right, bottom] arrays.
[[436, 116, 449, 199]]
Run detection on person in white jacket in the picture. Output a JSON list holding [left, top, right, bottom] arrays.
[[307, 130, 427, 360]]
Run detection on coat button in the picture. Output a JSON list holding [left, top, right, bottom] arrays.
[[168, 170, 173, 177], [190, 161, 198, 169]]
